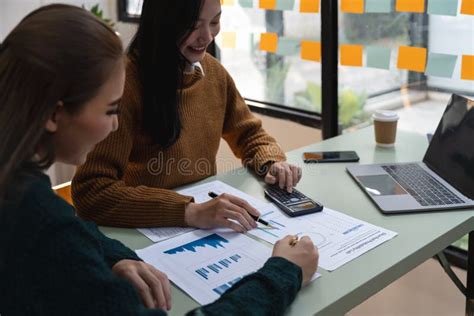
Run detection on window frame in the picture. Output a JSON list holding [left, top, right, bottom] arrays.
[[117, 0, 140, 23]]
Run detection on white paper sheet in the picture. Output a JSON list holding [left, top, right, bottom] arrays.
[[248, 207, 398, 271], [137, 227, 196, 243], [177, 180, 269, 208], [136, 229, 321, 305]]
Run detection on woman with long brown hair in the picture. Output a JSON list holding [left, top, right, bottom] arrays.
[[0, 4, 317, 315]]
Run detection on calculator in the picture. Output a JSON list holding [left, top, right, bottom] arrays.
[[264, 185, 323, 217]]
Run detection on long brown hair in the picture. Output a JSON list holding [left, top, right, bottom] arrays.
[[0, 4, 123, 204]]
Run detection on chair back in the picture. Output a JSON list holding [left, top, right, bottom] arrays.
[[53, 181, 73, 205]]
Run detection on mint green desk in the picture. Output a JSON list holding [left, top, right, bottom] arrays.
[[101, 127, 474, 315]]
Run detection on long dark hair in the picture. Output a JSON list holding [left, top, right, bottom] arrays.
[[129, 0, 204, 148], [0, 4, 123, 204]]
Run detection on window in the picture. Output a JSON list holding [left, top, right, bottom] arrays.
[[337, 0, 474, 135], [217, 2, 322, 127], [219, 5, 321, 111], [117, 0, 141, 22]]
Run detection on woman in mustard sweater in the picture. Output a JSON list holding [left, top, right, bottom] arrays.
[[0, 5, 319, 315], [72, 0, 303, 230]]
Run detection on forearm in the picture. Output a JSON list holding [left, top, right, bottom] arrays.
[[241, 137, 286, 175], [82, 220, 142, 266], [222, 77, 286, 174], [188, 257, 302, 316], [38, 222, 166, 316], [72, 174, 192, 228]]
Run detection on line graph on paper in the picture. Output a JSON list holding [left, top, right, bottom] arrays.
[[295, 231, 328, 248]]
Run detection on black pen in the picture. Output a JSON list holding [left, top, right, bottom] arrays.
[[208, 191, 276, 229]]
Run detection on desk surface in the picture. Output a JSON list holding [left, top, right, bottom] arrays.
[[101, 127, 474, 315]]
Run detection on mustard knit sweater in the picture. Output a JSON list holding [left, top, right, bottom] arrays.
[[72, 54, 286, 227]]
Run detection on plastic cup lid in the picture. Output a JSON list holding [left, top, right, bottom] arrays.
[[372, 110, 399, 122]]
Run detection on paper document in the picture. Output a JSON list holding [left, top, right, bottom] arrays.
[[137, 230, 320, 305], [249, 207, 398, 271], [177, 180, 269, 208], [137, 227, 196, 243]]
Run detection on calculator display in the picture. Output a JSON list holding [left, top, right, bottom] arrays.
[[292, 202, 317, 211]]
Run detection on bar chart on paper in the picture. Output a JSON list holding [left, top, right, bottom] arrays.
[[163, 233, 230, 254], [136, 230, 273, 304]]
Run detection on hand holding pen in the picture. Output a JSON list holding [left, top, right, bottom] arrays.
[[208, 192, 277, 229], [184, 190, 262, 233], [272, 235, 319, 287]]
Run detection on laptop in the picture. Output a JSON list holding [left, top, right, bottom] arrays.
[[347, 94, 474, 214]]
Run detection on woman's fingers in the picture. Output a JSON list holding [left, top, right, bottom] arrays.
[[264, 172, 277, 184], [284, 164, 294, 192], [217, 216, 245, 233], [221, 207, 253, 231], [225, 194, 260, 220], [126, 269, 155, 308], [112, 260, 173, 310], [152, 269, 172, 310], [141, 268, 167, 309], [276, 165, 287, 189], [140, 266, 172, 310], [290, 165, 301, 187]]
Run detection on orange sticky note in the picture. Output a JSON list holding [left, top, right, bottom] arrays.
[[461, 55, 474, 80], [221, 0, 235, 5], [222, 32, 236, 48], [340, 44, 363, 67], [300, 0, 320, 13], [301, 41, 321, 62], [397, 46, 427, 73], [260, 33, 278, 53], [341, 0, 365, 14], [461, 0, 474, 15], [396, 0, 425, 13], [260, 0, 276, 9]]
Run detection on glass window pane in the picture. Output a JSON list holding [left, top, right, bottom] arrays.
[[338, 7, 411, 130], [219, 3, 322, 114], [126, 0, 142, 16], [338, 1, 474, 137]]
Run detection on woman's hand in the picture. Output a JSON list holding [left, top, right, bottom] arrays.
[[112, 259, 172, 310], [272, 235, 319, 286], [184, 193, 260, 233], [264, 162, 302, 192]]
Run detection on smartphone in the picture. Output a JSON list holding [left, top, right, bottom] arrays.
[[303, 151, 360, 163]]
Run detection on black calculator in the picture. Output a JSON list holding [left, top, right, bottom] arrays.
[[264, 186, 323, 217]]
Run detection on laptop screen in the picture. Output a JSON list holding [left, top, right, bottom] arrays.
[[423, 94, 474, 200]]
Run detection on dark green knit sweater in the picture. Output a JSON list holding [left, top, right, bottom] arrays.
[[0, 173, 302, 315]]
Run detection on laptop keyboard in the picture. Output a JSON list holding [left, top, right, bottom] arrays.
[[382, 164, 464, 206]]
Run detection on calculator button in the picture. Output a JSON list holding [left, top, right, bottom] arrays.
[[290, 198, 299, 202]]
